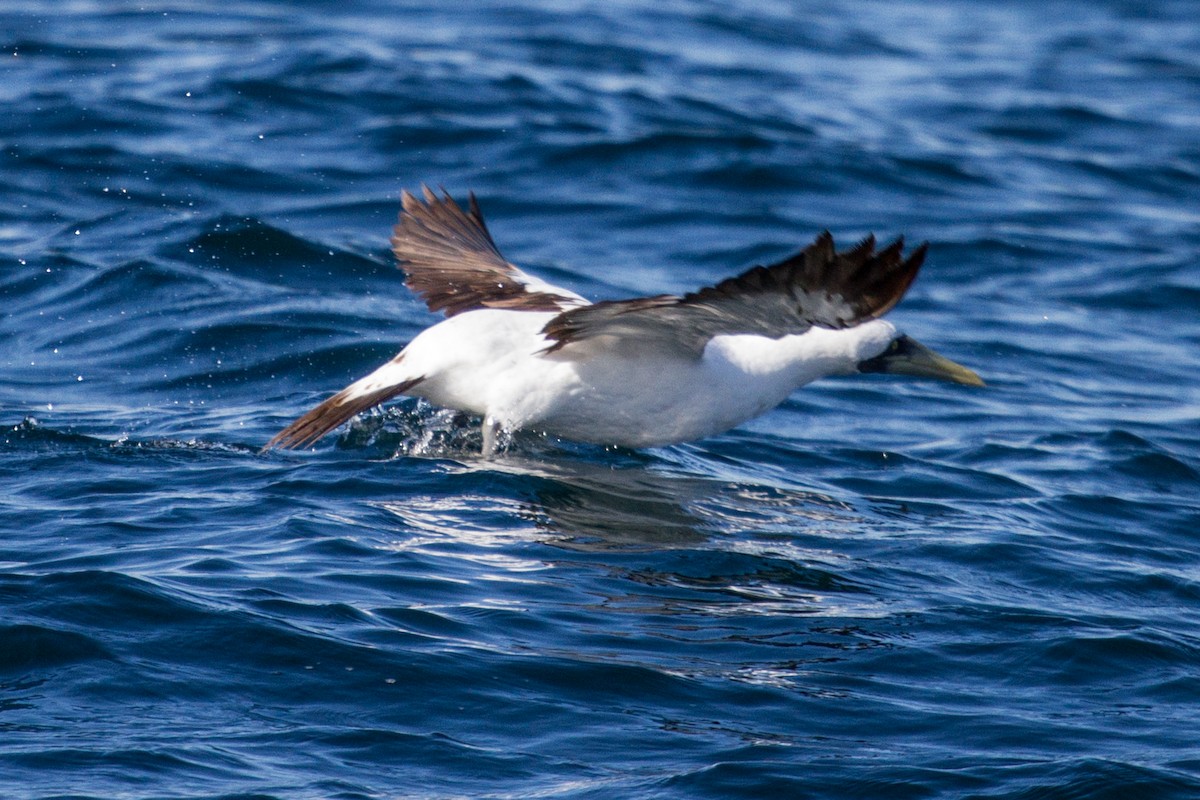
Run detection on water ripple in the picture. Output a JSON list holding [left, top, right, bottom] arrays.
[[3, 0, 1200, 797]]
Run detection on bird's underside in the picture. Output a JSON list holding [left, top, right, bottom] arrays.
[[264, 186, 970, 454]]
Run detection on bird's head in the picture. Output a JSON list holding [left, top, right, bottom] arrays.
[[856, 328, 984, 387]]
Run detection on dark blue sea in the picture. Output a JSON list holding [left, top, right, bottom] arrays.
[[4, 1, 1200, 797]]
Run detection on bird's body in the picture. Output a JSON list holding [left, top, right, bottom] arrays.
[[389, 309, 900, 447], [267, 188, 982, 455]]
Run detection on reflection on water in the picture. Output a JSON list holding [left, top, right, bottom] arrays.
[[368, 437, 888, 634], [382, 440, 866, 551], [358, 401, 866, 550]]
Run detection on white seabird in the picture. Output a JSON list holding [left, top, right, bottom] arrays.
[[266, 187, 983, 455]]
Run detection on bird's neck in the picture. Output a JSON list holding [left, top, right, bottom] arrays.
[[709, 320, 897, 389]]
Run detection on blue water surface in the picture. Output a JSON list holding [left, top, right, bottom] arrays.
[[3, 1, 1200, 798]]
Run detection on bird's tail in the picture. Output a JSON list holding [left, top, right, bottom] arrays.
[[263, 355, 425, 451]]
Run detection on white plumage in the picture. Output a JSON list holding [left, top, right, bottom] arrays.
[[266, 188, 982, 455]]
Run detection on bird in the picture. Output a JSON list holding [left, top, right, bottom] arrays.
[[265, 186, 983, 456]]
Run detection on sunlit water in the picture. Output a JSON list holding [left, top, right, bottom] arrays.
[[3, 1, 1199, 798]]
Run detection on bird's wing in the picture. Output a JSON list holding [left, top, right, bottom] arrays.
[[391, 186, 587, 316], [541, 231, 926, 357]]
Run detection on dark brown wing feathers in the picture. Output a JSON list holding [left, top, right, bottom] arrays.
[[391, 186, 570, 316], [542, 231, 926, 355], [686, 231, 924, 324]]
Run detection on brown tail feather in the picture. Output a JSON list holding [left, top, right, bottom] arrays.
[[263, 376, 424, 452]]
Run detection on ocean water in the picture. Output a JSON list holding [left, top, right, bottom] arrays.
[[3, 0, 1200, 797]]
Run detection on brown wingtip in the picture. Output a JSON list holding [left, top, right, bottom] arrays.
[[866, 237, 926, 320], [390, 186, 573, 317], [262, 376, 424, 453], [802, 231, 927, 323]]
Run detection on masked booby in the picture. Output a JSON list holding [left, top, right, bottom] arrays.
[[266, 187, 983, 455]]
